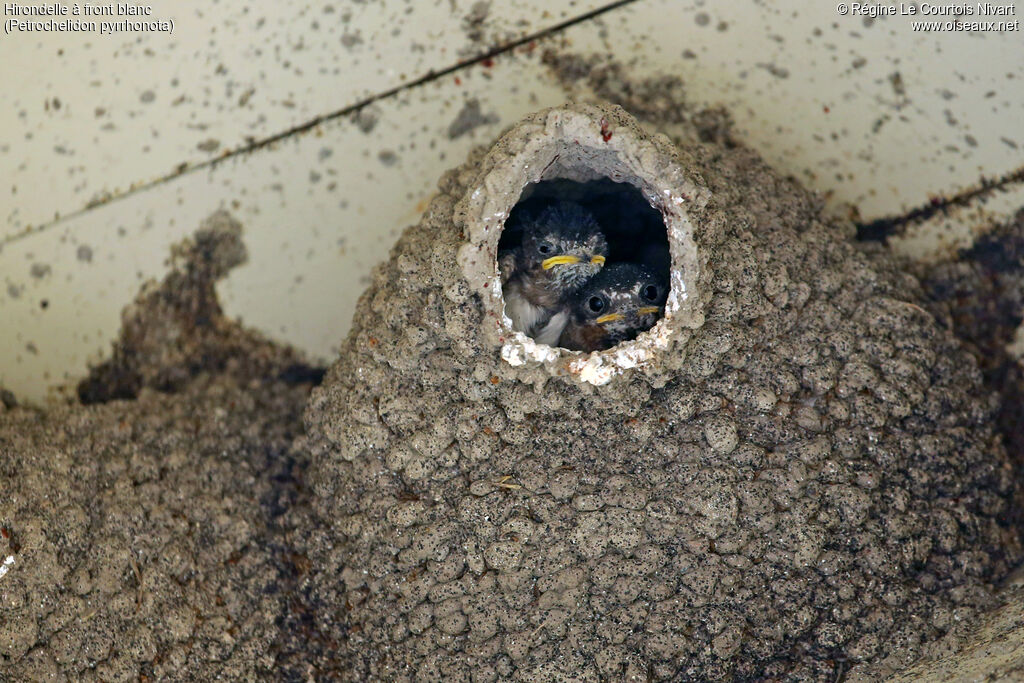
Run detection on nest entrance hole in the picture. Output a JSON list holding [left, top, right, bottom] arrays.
[[497, 177, 671, 352]]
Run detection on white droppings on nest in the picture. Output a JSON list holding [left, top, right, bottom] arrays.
[[500, 332, 561, 367], [0, 555, 14, 581], [567, 308, 677, 385]]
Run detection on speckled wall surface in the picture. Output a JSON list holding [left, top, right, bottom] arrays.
[[1, 0, 1021, 402]]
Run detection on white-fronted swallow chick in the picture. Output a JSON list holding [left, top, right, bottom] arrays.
[[499, 201, 608, 341], [558, 262, 667, 352]]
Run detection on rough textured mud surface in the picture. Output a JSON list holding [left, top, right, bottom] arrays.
[[882, 566, 1024, 682], [843, 565, 1024, 683], [0, 214, 316, 681], [77, 211, 321, 404], [922, 207, 1024, 466], [540, 50, 737, 148], [296, 101, 1023, 681]]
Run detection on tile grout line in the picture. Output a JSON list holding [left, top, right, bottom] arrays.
[[855, 164, 1024, 242], [1, 0, 643, 249]]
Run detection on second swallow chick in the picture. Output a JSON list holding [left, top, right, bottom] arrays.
[[499, 201, 609, 341], [558, 263, 667, 352]]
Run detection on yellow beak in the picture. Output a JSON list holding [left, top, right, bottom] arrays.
[[590, 255, 606, 266], [542, 254, 582, 270], [596, 312, 624, 324], [636, 306, 661, 315]]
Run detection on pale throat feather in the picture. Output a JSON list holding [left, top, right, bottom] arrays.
[[503, 278, 550, 337]]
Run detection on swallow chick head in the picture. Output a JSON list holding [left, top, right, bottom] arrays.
[[518, 201, 609, 302], [559, 263, 667, 352]]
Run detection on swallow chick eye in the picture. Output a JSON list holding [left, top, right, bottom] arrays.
[[642, 284, 660, 302], [537, 242, 554, 255], [588, 296, 606, 313]]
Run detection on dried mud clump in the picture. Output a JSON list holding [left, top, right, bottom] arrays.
[[879, 565, 1024, 682], [299, 103, 1022, 680], [0, 214, 317, 681], [77, 211, 319, 404], [922, 207, 1024, 465]]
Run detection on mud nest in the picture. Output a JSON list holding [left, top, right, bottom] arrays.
[[297, 103, 1023, 681]]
